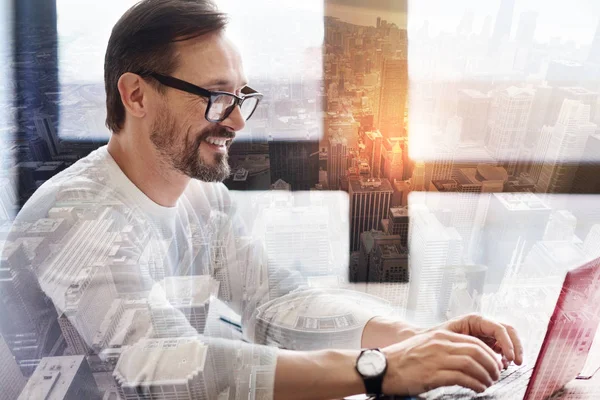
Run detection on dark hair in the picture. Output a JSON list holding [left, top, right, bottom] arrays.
[[104, 0, 228, 133]]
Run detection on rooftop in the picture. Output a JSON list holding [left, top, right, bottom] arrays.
[[18, 356, 86, 400], [493, 193, 550, 211], [349, 177, 393, 193], [114, 338, 208, 386]]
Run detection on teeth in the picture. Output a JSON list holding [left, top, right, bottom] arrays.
[[206, 137, 228, 146]]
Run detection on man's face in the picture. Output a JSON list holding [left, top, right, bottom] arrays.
[[148, 32, 248, 182]]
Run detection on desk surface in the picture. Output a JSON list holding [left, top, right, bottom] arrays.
[[342, 370, 600, 399]]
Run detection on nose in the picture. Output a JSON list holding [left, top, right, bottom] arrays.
[[219, 105, 246, 132]]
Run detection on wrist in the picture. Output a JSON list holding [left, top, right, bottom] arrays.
[[275, 349, 364, 400], [362, 316, 421, 348]]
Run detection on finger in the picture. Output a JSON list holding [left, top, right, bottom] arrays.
[[502, 323, 524, 365], [437, 331, 503, 372], [431, 370, 489, 394], [467, 315, 516, 363], [501, 355, 509, 370], [440, 355, 494, 388], [449, 342, 501, 381]]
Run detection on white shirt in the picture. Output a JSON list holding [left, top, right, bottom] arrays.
[[4, 145, 381, 398]]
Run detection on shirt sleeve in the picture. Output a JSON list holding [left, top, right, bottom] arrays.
[[210, 185, 384, 351], [0, 181, 278, 399]]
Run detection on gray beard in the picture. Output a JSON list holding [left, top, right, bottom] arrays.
[[150, 111, 232, 182]]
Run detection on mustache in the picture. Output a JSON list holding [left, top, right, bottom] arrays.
[[199, 126, 235, 140]]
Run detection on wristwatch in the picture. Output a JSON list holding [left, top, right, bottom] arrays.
[[355, 348, 388, 398]]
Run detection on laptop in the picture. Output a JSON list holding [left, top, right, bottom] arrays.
[[360, 255, 600, 400]]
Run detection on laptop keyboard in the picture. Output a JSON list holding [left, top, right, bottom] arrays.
[[422, 364, 533, 399]]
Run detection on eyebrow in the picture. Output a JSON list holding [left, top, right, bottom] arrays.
[[204, 79, 249, 89]]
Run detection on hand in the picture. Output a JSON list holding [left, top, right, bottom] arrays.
[[427, 313, 524, 368], [381, 329, 504, 396]]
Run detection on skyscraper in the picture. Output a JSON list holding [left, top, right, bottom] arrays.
[[487, 87, 534, 170], [490, 0, 516, 51], [572, 134, 600, 194], [588, 19, 600, 64], [0, 240, 59, 375], [381, 206, 409, 247], [19, 356, 99, 400], [149, 276, 219, 338], [269, 139, 319, 191], [327, 134, 348, 190], [546, 87, 598, 127], [114, 338, 217, 400], [348, 177, 393, 251], [378, 58, 408, 139], [406, 205, 458, 326], [479, 193, 551, 286], [457, 89, 491, 143], [364, 130, 383, 178], [33, 115, 61, 159], [515, 11, 538, 45], [0, 335, 26, 400], [535, 100, 597, 194]]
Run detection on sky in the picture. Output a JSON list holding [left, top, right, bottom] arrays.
[[409, 0, 600, 46]]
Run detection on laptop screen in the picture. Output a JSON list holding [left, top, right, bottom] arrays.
[[524, 257, 600, 400]]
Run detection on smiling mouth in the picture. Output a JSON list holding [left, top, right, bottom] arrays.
[[203, 136, 233, 151]]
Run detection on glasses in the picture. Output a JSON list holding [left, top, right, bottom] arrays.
[[143, 72, 263, 123]]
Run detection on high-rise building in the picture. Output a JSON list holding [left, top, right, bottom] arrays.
[[487, 87, 534, 169], [543, 210, 577, 242], [356, 231, 407, 283], [424, 144, 454, 190], [546, 87, 598, 127], [382, 141, 404, 183], [258, 205, 331, 297], [490, 0, 516, 51], [18, 356, 100, 400], [529, 125, 553, 184], [406, 205, 459, 326], [457, 89, 491, 143], [114, 338, 217, 400], [149, 276, 219, 338], [33, 115, 60, 159], [364, 130, 383, 178], [378, 58, 408, 139], [60, 266, 117, 355], [411, 162, 425, 191], [0, 240, 59, 375], [0, 335, 26, 400], [327, 134, 348, 190], [478, 193, 551, 286], [269, 139, 319, 191], [572, 134, 600, 194], [535, 100, 597, 194], [381, 206, 409, 247], [583, 225, 600, 260], [515, 11, 538, 45], [356, 231, 409, 309], [588, 19, 600, 64], [525, 84, 553, 146], [348, 177, 393, 251]]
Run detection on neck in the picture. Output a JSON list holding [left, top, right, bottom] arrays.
[[107, 132, 189, 208]]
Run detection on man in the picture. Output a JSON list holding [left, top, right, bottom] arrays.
[[1, 0, 523, 398]]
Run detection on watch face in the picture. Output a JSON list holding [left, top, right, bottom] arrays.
[[357, 350, 387, 378]]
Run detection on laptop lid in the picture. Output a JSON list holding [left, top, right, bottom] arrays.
[[523, 256, 600, 400]]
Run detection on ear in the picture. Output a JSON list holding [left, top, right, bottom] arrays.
[[117, 72, 149, 121]]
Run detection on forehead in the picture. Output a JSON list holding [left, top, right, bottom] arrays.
[[173, 32, 246, 88]]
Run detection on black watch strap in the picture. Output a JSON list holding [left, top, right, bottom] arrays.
[[364, 374, 384, 397]]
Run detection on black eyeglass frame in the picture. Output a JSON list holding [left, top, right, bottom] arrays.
[[140, 72, 263, 123]]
